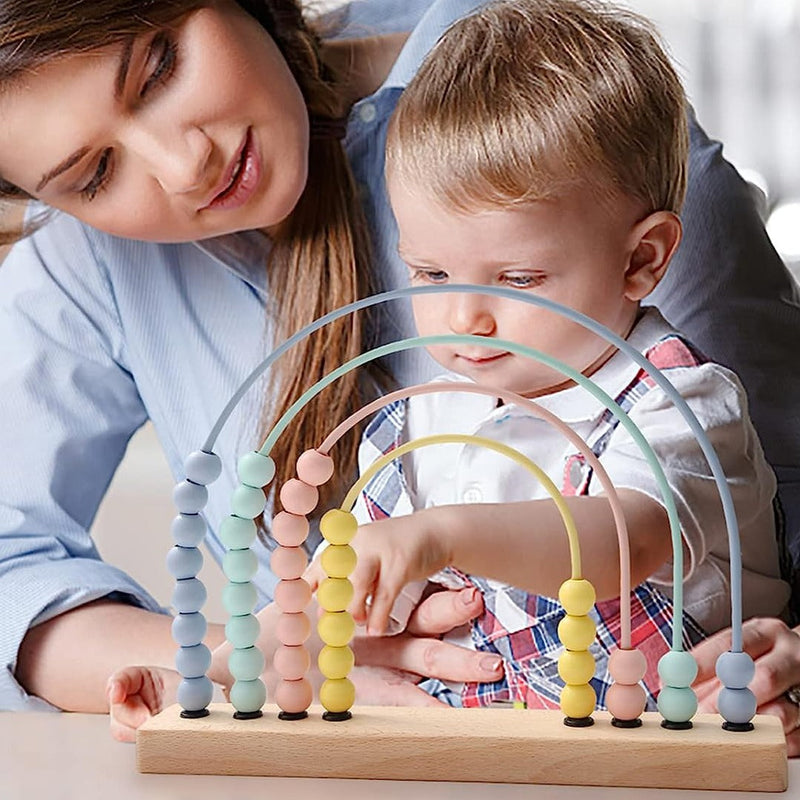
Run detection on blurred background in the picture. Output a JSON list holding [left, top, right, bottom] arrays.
[[90, 0, 800, 622]]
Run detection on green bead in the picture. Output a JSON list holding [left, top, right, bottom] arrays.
[[317, 611, 356, 647], [225, 614, 260, 649], [231, 484, 266, 519], [237, 451, 275, 488], [557, 614, 596, 651], [320, 544, 357, 578], [558, 579, 596, 616], [657, 650, 698, 688], [320, 509, 357, 545], [657, 685, 697, 723], [219, 516, 257, 549], [229, 678, 267, 714], [317, 578, 354, 612], [558, 649, 596, 685], [223, 548, 258, 582], [318, 645, 355, 680], [222, 581, 258, 616], [228, 646, 266, 682]]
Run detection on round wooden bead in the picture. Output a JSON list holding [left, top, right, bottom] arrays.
[[657, 650, 698, 688], [219, 515, 257, 549], [172, 612, 207, 647], [270, 546, 307, 580], [656, 685, 697, 723], [320, 509, 357, 545], [274, 578, 312, 613], [228, 646, 266, 682], [184, 450, 222, 485], [717, 687, 757, 725], [317, 577, 354, 612], [279, 479, 319, 515], [557, 649, 596, 685], [223, 548, 258, 583], [557, 614, 596, 651], [560, 683, 596, 719], [274, 644, 311, 680], [317, 611, 356, 648], [558, 579, 596, 616], [229, 678, 267, 714], [318, 645, 355, 680], [172, 577, 207, 614], [225, 614, 260, 649], [276, 612, 311, 646], [166, 546, 203, 579], [173, 480, 208, 514], [177, 675, 214, 712], [232, 484, 266, 519], [608, 648, 648, 685], [715, 650, 755, 690], [271, 512, 310, 547], [296, 449, 335, 486], [319, 677, 355, 714], [275, 678, 313, 714], [171, 514, 206, 547], [320, 544, 356, 579], [605, 682, 646, 721], [176, 643, 212, 678], [238, 451, 276, 488], [222, 581, 258, 617]]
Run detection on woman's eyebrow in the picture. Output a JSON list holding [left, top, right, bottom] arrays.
[[37, 146, 90, 192]]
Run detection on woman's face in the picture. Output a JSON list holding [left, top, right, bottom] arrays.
[[0, 1, 310, 242]]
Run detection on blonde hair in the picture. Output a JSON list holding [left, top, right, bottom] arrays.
[[386, 0, 688, 215]]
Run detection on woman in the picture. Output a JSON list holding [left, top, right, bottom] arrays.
[[1, 0, 799, 751]]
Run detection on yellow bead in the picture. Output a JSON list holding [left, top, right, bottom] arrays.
[[558, 579, 596, 616], [319, 677, 355, 714], [320, 509, 357, 545], [317, 577, 354, 612], [317, 610, 356, 647], [320, 544, 357, 578], [557, 649, 596, 685], [318, 645, 355, 679], [557, 614, 596, 651], [560, 682, 596, 719]]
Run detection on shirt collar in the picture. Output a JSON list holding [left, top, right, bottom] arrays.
[[192, 229, 269, 299]]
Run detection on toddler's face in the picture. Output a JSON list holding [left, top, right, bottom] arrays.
[[389, 176, 648, 398]]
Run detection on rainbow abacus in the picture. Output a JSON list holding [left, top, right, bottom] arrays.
[[136, 287, 787, 791]]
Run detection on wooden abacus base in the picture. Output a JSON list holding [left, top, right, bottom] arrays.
[[136, 703, 787, 791]]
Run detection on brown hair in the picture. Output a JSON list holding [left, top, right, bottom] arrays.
[[0, 0, 386, 522], [386, 0, 688, 216]]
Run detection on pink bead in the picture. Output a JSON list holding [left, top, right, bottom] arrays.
[[279, 479, 319, 515], [274, 578, 312, 612], [271, 511, 309, 547], [605, 682, 646, 722], [270, 546, 308, 580], [276, 612, 311, 646], [273, 644, 311, 680], [609, 648, 648, 685], [274, 677, 313, 714], [296, 450, 335, 487]]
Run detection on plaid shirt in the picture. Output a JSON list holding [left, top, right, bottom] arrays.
[[356, 335, 707, 708]]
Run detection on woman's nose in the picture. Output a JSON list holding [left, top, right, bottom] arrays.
[[448, 296, 496, 336]]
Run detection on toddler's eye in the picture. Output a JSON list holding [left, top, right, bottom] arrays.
[[502, 273, 545, 289], [410, 268, 449, 284]]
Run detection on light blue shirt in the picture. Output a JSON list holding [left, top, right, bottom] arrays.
[[1, 0, 799, 711]]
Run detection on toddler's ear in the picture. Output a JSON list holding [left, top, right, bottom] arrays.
[[624, 211, 682, 301]]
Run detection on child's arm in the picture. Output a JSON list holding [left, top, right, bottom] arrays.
[[350, 489, 672, 635]]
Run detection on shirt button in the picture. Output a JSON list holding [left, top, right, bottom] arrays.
[[358, 102, 377, 123], [462, 486, 483, 503]]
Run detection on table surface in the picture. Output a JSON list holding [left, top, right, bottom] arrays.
[[2, 710, 797, 800]]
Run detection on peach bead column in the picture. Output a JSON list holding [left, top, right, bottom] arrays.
[[270, 449, 331, 719]]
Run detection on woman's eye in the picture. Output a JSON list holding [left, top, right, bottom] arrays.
[[411, 268, 449, 284], [502, 273, 545, 289], [140, 32, 178, 97], [80, 149, 113, 201]]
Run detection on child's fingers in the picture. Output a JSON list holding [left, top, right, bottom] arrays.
[[109, 695, 152, 743], [367, 578, 403, 637], [349, 560, 378, 624]]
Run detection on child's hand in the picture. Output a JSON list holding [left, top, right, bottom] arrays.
[[348, 513, 451, 636], [107, 665, 181, 743]]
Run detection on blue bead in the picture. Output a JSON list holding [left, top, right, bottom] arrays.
[[229, 678, 266, 714], [177, 675, 214, 712], [171, 514, 206, 547], [657, 685, 698, 723], [222, 581, 258, 616], [657, 650, 698, 688], [173, 480, 208, 514], [176, 643, 212, 678], [184, 450, 222, 486], [172, 577, 208, 613], [718, 687, 757, 725], [715, 651, 755, 690], [172, 612, 207, 647], [228, 646, 266, 681], [166, 545, 204, 579], [238, 452, 276, 488], [231, 484, 266, 519], [219, 516, 257, 549], [223, 548, 258, 583]]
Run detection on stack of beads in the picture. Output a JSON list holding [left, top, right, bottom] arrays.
[[715, 651, 757, 732], [170, 450, 221, 718], [557, 578, 598, 727], [606, 648, 648, 727], [656, 650, 698, 729]]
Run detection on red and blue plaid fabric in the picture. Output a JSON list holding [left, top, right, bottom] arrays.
[[358, 334, 707, 708]]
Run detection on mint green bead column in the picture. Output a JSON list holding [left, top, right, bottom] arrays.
[[657, 650, 698, 729]]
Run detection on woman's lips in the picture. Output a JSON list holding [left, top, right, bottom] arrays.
[[203, 128, 260, 211], [457, 352, 510, 365]]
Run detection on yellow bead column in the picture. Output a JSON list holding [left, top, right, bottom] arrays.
[[557, 578, 598, 727], [317, 509, 357, 721]]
